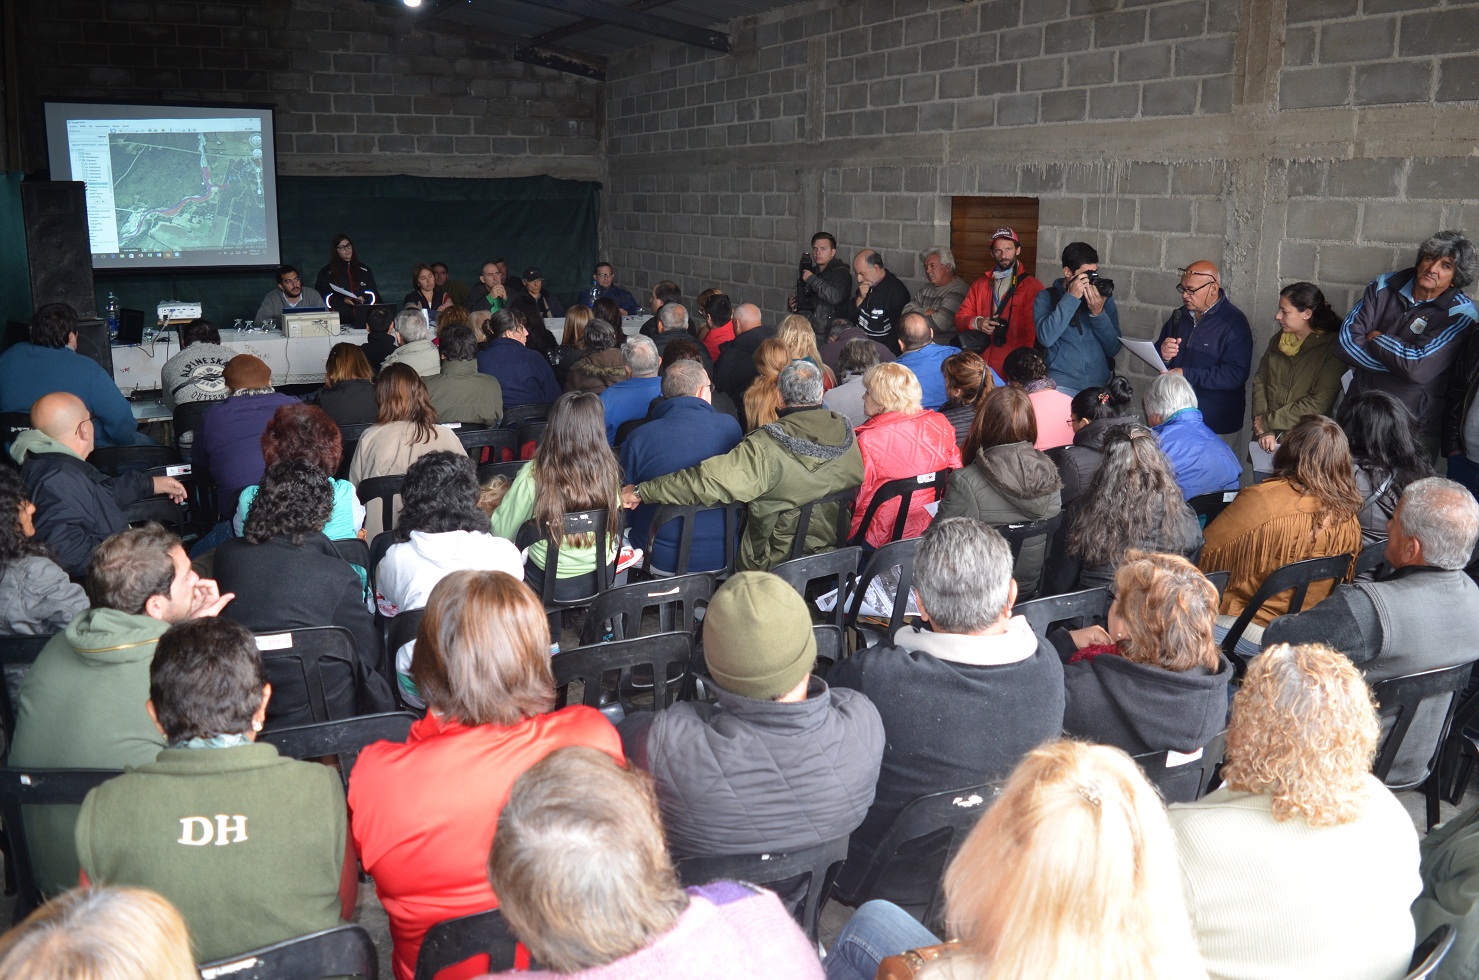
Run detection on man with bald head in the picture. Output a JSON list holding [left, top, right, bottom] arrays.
[[9, 392, 186, 576], [1155, 260, 1253, 442], [713, 302, 778, 418], [849, 248, 911, 351]]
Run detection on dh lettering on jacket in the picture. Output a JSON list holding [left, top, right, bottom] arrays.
[[178, 815, 248, 846]]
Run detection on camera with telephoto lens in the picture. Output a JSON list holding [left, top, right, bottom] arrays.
[[1084, 269, 1115, 298], [799, 253, 819, 275]]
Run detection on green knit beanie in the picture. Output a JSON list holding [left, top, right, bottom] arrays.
[[704, 571, 817, 700]]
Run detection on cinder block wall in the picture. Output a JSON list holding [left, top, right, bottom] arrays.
[[604, 0, 1479, 424]]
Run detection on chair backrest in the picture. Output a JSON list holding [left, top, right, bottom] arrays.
[[995, 513, 1063, 596], [503, 402, 552, 429], [255, 627, 363, 727], [521, 509, 614, 610], [579, 573, 715, 645], [367, 531, 396, 598], [849, 470, 953, 547], [1014, 587, 1108, 637], [1405, 924, 1457, 980], [1371, 662, 1474, 791], [770, 546, 862, 627], [1219, 553, 1354, 659], [790, 484, 861, 562], [1205, 569, 1230, 600], [0, 767, 124, 917], [1189, 489, 1238, 527], [644, 500, 747, 578], [199, 924, 379, 980], [336, 423, 375, 480], [171, 398, 217, 457], [516, 420, 549, 459], [0, 411, 32, 448], [844, 536, 924, 641], [837, 779, 1004, 929], [87, 444, 181, 477], [329, 537, 370, 570], [412, 908, 520, 980], [812, 624, 846, 679], [1356, 539, 1389, 578], [450, 424, 518, 462], [0, 634, 52, 753], [356, 475, 406, 535], [1132, 731, 1226, 805], [259, 712, 417, 793], [551, 632, 693, 714], [676, 833, 850, 943], [477, 460, 529, 484]]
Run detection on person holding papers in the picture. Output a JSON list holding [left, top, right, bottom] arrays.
[[315, 233, 378, 322], [1250, 282, 1346, 455]]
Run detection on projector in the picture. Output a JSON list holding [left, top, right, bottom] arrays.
[[157, 301, 203, 322], [281, 310, 341, 337]]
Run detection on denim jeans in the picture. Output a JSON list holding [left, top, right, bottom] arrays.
[[825, 901, 939, 980]]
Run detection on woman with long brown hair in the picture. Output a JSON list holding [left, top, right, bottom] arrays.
[[347, 363, 466, 537], [402, 262, 451, 313], [939, 350, 991, 449], [741, 337, 791, 431], [490, 391, 623, 599], [311, 342, 377, 427], [314, 232, 378, 322]]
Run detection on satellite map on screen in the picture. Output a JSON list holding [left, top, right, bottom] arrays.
[[109, 130, 266, 253]]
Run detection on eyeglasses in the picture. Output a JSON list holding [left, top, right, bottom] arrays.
[[595, 272, 614, 279], [336, 243, 353, 252], [1175, 281, 1215, 297], [76, 413, 100, 439]]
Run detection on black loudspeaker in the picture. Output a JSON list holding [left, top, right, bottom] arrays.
[[74, 319, 113, 376], [21, 182, 97, 320]]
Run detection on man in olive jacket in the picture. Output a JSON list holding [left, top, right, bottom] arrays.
[[621, 360, 863, 571], [425, 323, 503, 426]]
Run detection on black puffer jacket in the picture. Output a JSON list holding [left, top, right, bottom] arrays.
[[1047, 416, 1132, 506], [14, 432, 153, 577]]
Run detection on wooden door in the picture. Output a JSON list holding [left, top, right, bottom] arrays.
[[950, 197, 1040, 284]]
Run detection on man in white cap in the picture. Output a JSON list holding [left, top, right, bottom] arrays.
[[953, 227, 1046, 377]]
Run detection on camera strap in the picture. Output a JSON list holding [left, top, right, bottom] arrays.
[[1048, 284, 1087, 334]]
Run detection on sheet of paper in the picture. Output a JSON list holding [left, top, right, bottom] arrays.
[[1121, 338, 1168, 374], [1249, 439, 1276, 474]]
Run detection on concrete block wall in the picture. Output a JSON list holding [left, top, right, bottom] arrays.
[[15, 0, 602, 179]]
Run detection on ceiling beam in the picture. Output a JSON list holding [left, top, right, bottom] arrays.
[[529, 0, 680, 46], [513, 46, 607, 80], [509, 0, 730, 51]]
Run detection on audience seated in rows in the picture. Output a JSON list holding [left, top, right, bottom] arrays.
[[214, 460, 392, 725], [547, 303, 592, 384], [349, 570, 623, 980], [481, 747, 824, 980], [893, 313, 953, 411], [1336, 389, 1435, 552], [1043, 424, 1202, 596], [936, 349, 991, 449], [0, 466, 88, 635], [426, 322, 504, 426], [1265, 477, 1479, 785], [479, 309, 561, 410], [778, 315, 838, 389], [362, 305, 398, 374], [381, 307, 441, 379], [1168, 643, 1419, 980], [1143, 372, 1241, 501], [310, 342, 379, 427], [232, 403, 365, 539], [1046, 375, 1135, 506], [826, 740, 1206, 980], [624, 360, 864, 572], [700, 292, 736, 362], [621, 571, 883, 859], [849, 362, 961, 548], [1054, 551, 1232, 758], [563, 315, 626, 394], [510, 295, 560, 358], [0, 885, 198, 979], [829, 518, 1063, 897], [936, 386, 1061, 596], [159, 317, 231, 414], [619, 359, 744, 574], [11, 392, 186, 577], [10, 524, 233, 896], [490, 391, 622, 600], [0, 302, 150, 448], [76, 618, 352, 962], [348, 364, 467, 537], [1002, 346, 1074, 451], [600, 335, 663, 443], [194, 354, 299, 520]]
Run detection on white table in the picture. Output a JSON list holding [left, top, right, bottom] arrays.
[[111, 328, 353, 396], [543, 315, 648, 340]]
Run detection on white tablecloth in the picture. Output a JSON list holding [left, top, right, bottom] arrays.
[[111, 328, 352, 395]]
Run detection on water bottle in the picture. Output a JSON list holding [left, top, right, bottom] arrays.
[[105, 292, 119, 342]]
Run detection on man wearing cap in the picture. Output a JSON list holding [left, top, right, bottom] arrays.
[[521, 266, 565, 319], [828, 517, 1065, 898], [620, 570, 884, 859], [954, 228, 1045, 377], [192, 354, 298, 519]]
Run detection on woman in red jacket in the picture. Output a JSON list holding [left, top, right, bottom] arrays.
[[849, 362, 962, 548], [348, 570, 622, 980]]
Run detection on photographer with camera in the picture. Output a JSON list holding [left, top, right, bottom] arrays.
[[1033, 241, 1122, 395], [788, 232, 852, 341], [1155, 260, 1252, 443], [953, 228, 1045, 375]]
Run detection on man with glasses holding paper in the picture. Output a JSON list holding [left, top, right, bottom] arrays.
[[1156, 260, 1253, 450]]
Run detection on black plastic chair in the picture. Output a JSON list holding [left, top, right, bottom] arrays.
[[771, 546, 862, 627], [1371, 661, 1472, 830], [259, 711, 417, 794], [676, 833, 850, 943], [578, 573, 714, 645], [1406, 924, 1457, 980], [551, 631, 693, 716], [329, 537, 370, 570], [996, 513, 1063, 598], [503, 402, 552, 429], [848, 470, 953, 547], [516, 420, 548, 459], [844, 536, 924, 645], [831, 779, 1004, 931], [789, 484, 861, 562], [1189, 489, 1239, 528], [450, 423, 518, 464], [518, 509, 616, 631], [171, 398, 218, 459], [812, 624, 847, 679], [1132, 731, 1226, 805], [384, 607, 426, 706], [356, 475, 406, 535], [477, 460, 529, 484], [0, 634, 51, 752], [1014, 587, 1108, 637], [122, 494, 193, 537], [366, 531, 396, 597], [642, 500, 746, 578], [0, 767, 124, 919], [199, 923, 379, 980], [412, 908, 520, 980], [1219, 553, 1354, 664], [88, 444, 180, 476], [336, 423, 375, 480], [254, 626, 365, 729], [1356, 539, 1389, 578], [1205, 569, 1230, 600], [0, 412, 32, 453]]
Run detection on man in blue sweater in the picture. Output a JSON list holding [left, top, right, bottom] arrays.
[[1033, 241, 1121, 394], [599, 336, 663, 443], [1156, 260, 1253, 444]]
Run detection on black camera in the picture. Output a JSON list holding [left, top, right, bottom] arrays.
[[799, 253, 819, 275], [1085, 269, 1115, 298]]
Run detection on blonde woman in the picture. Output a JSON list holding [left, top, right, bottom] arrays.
[[1168, 643, 1420, 980], [0, 885, 198, 979], [825, 741, 1207, 980], [741, 338, 791, 431], [778, 314, 838, 389]]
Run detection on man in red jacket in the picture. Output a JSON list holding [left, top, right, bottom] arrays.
[[954, 228, 1045, 376]]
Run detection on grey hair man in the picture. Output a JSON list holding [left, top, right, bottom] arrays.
[[1143, 372, 1241, 500], [829, 516, 1066, 896], [903, 245, 969, 344], [598, 335, 663, 443], [1264, 476, 1479, 784], [623, 358, 864, 570], [1341, 230, 1479, 446], [823, 338, 882, 428], [651, 302, 701, 366], [380, 308, 440, 378]]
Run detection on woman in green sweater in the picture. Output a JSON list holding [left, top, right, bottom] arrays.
[[1250, 282, 1346, 455]]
